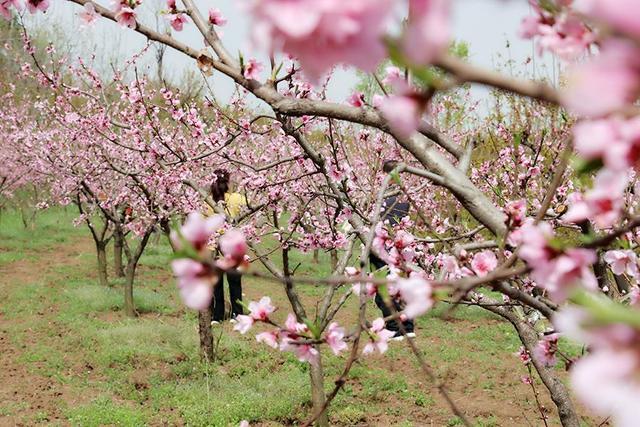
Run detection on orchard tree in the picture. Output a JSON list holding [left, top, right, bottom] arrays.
[[4, 1, 640, 426]]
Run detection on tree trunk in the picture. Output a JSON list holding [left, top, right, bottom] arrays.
[[20, 206, 29, 229], [113, 231, 125, 278], [309, 350, 329, 427], [330, 250, 338, 271], [96, 241, 109, 287], [120, 228, 152, 318], [516, 320, 580, 427], [124, 264, 137, 317], [198, 309, 214, 362], [483, 303, 580, 427], [313, 249, 319, 264]]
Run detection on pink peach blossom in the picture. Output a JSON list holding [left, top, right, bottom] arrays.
[[440, 255, 462, 279], [571, 349, 640, 427], [248, 296, 275, 321], [554, 306, 640, 426], [519, 5, 594, 59], [209, 8, 227, 26], [78, 3, 98, 27], [471, 250, 498, 277], [233, 314, 254, 334], [517, 346, 531, 365], [284, 313, 308, 334], [401, 0, 450, 65], [577, 0, 640, 38], [362, 317, 395, 355], [219, 228, 248, 267], [167, 13, 188, 31], [256, 331, 279, 348], [171, 259, 215, 310], [293, 344, 320, 365], [381, 66, 407, 92], [243, 58, 263, 80], [572, 116, 640, 171], [347, 91, 365, 107], [562, 39, 640, 117], [378, 94, 423, 139], [115, 7, 137, 29], [563, 170, 628, 229], [250, 0, 395, 82], [540, 248, 598, 302], [533, 333, 559, 367], [397, 276, 433, 318], [177, 212, 225, 252], [504, 199, 526, 228], [603, 250, 639, 277], [513, 220, 556, 268], [26, 0, 48, 14], [325, 322, 348, 355], [351, 281, 377, 298]]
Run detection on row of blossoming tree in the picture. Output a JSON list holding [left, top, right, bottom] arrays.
[[2, 0, 640, 425]]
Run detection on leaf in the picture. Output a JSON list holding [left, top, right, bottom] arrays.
[[577, 232, 598, 246], [570, 290, 640, 329], [303, 318, 321, 339], [573, 157, 603, 175], [390, 169, 402, 184], [377, 283, 389, 301], [546, 236, 567, 251], [385, 38, 440, 88], [513, 132, 522, 150]]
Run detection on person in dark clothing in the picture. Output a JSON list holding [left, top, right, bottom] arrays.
[[212, 270, 243, 323], [370, 160, 415, 339], [209, 169, 244, 323]]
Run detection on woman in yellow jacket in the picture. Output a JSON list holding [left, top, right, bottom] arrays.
[[209, 169, 247, 324]]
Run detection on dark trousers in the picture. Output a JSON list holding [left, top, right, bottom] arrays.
[[212, 270, 243, 321], [370, 254, 414, 333]]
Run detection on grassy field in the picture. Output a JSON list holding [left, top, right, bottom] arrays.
[[0, 208, 583, 426]]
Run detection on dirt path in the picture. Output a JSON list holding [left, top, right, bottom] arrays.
[[0, 237, 95, 426]]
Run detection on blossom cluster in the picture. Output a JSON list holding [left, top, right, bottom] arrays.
[[233, 295, 398, 363], [171, 213, 248, 310], [512, 220, 598, 302]]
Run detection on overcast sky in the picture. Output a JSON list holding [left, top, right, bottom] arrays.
[[27, 0, 559, 106]]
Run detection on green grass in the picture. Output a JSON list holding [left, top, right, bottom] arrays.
[[0, 207, 568, 426], [66, 397, 148, 427], [0, 207, 83, 254]]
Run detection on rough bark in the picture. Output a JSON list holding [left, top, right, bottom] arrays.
[[198, 309, 214, 362], [309, 350, 329, 427]]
